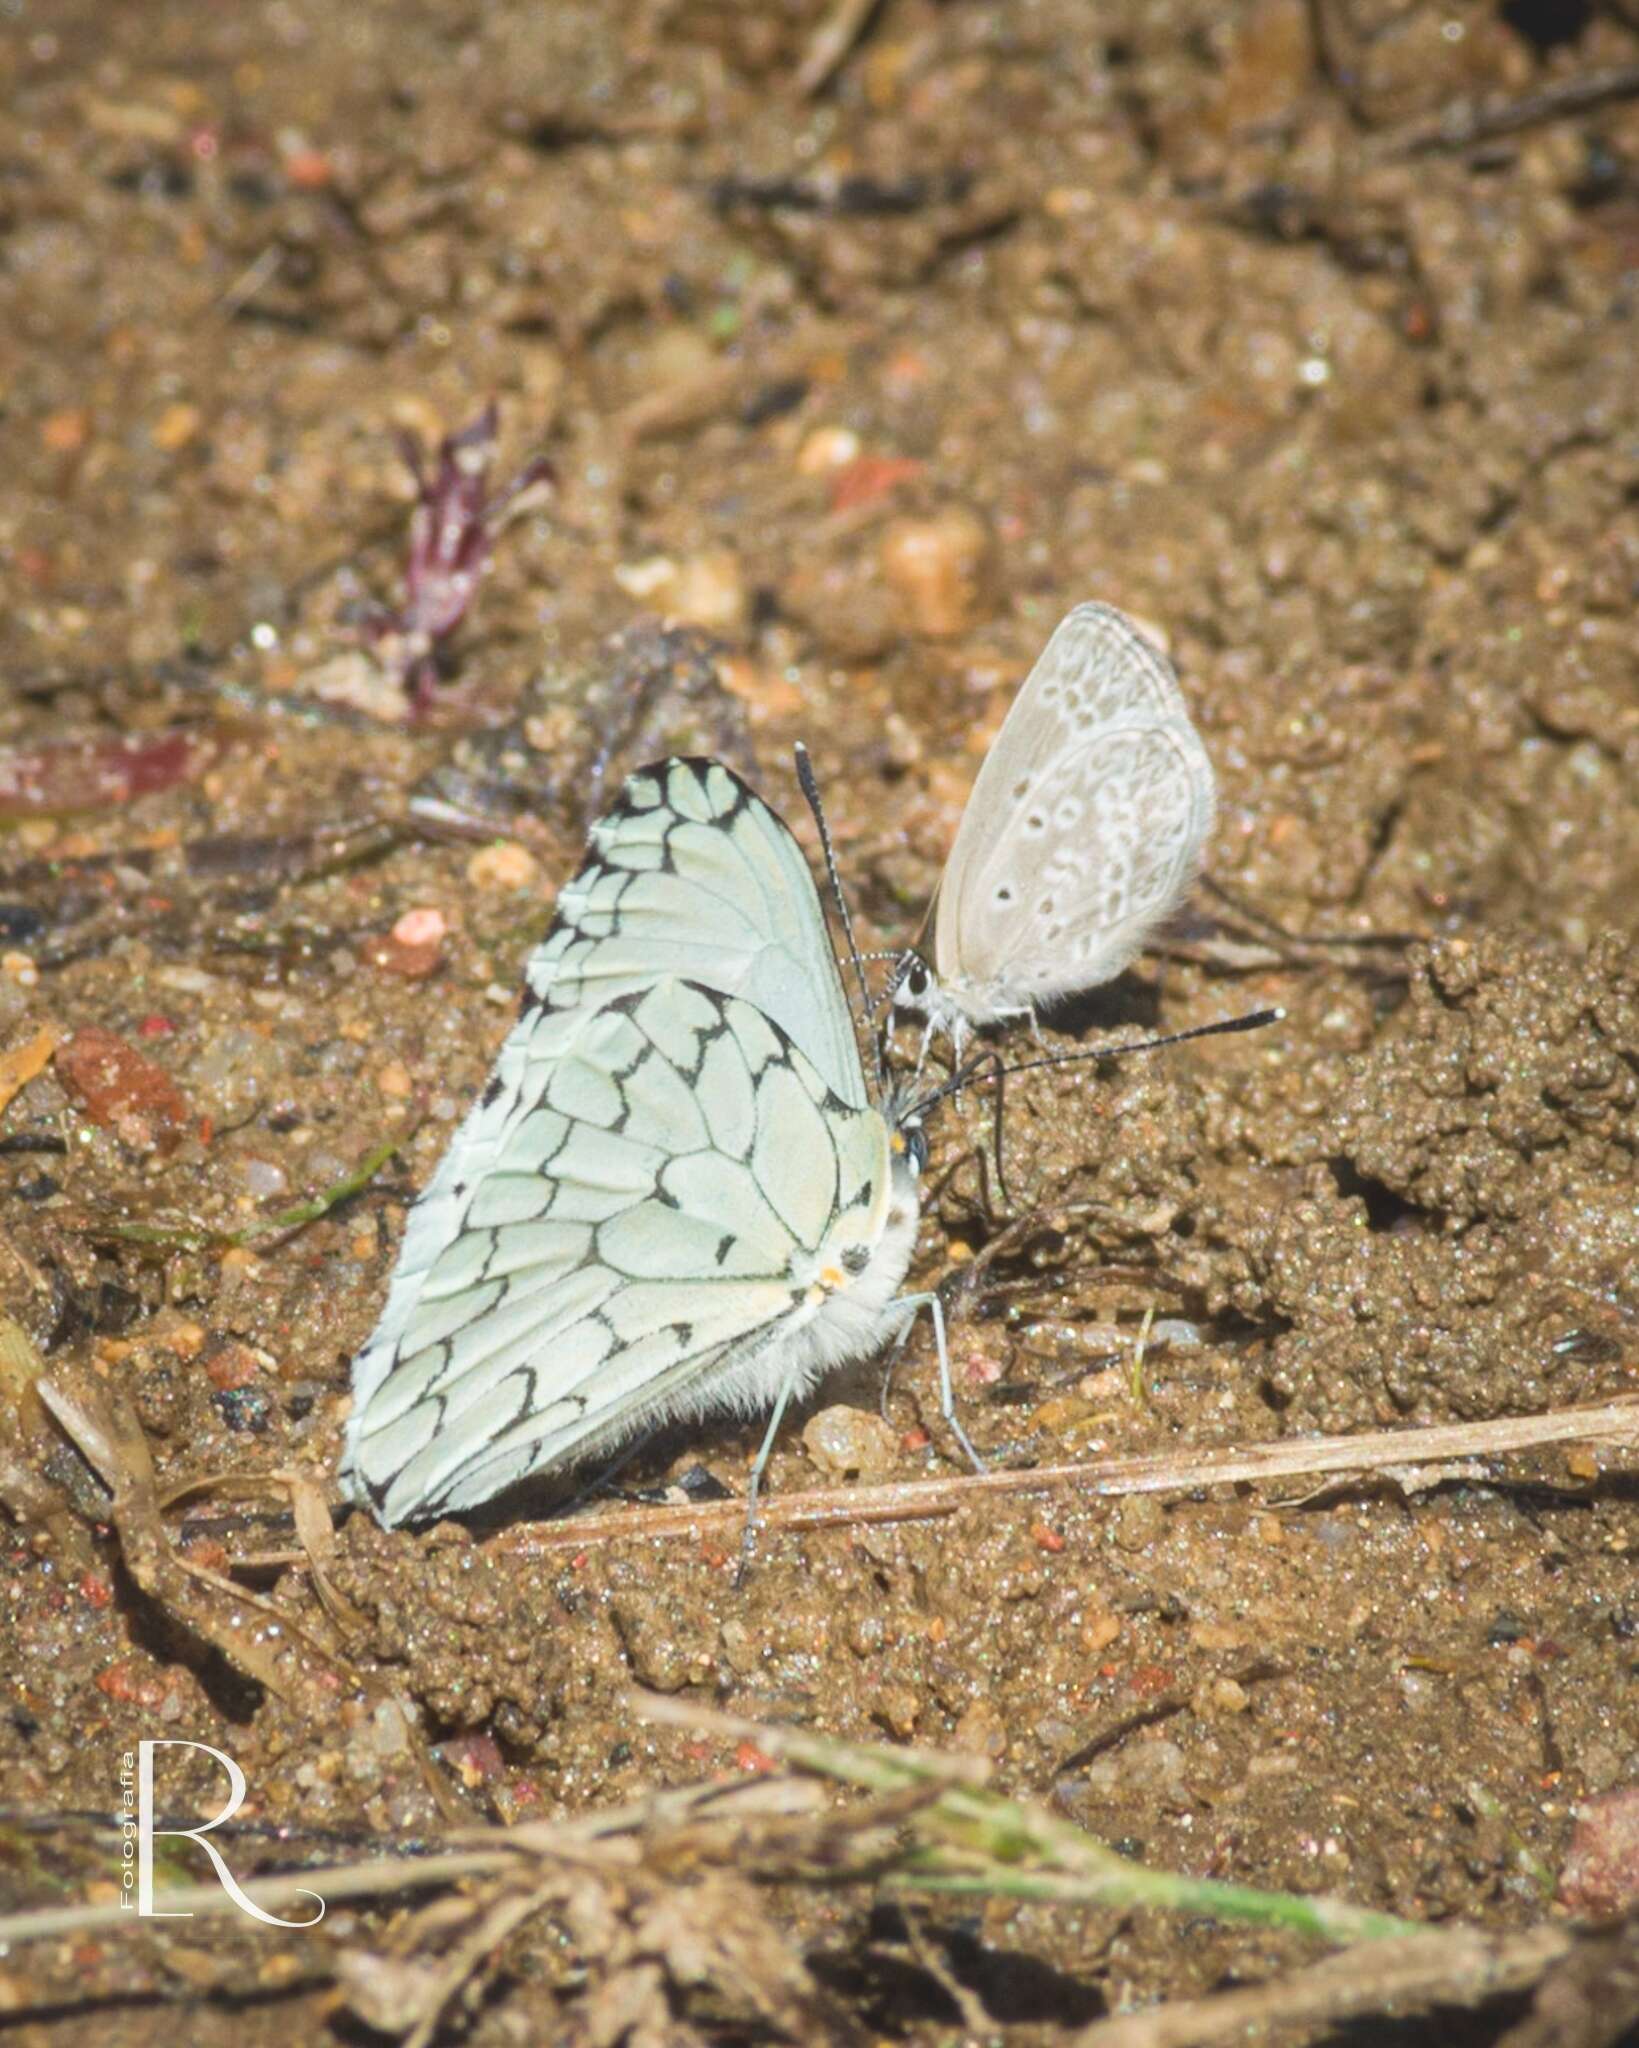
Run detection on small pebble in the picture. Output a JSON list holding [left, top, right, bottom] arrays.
[[206, 1343, 262, 1392], [212, 1385, 272, 1433], [612, 555, 677, 600], [467, 842, 539, 890], [615, 549, 747, 633], [59, 1024, 190, 1151], [802, 1404, 900, 1482], [952, 1699, 1008, 1758], [663, 548, 747, 634], [1559, 1786, 1639, 1914], [879, 504, 992, 637], [187, 1027, 285, 1122], [436, 1732, 504, 1788], [1081, 1613, 1121, 1653], [796, 425, 861, 474], [237, 1155, 290, 1199], [154, 964, 217, 995], [1112, 1494, 1166, 1553], [363, 916, 442, 979], [151, 401, 202, 452], [874, 1685, 921, 1738], [40, 408, 89, 452], [376, 1061, 412, 1098], [392, 907, 446, 949]]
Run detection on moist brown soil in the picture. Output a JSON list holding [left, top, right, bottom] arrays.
[[2, 2, 1638, 2042]]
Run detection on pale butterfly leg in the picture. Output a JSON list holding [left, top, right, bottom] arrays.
[[893, 1289, 986, 1475], [913, 1015, 937, 1087], [875, 1291, 923, 1425], [736, 1359, 806, 1578]]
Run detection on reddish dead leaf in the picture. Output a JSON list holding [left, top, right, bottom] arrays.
[[828, 453, 922, 513], [58, 1025, 191, 1152], [0, 731, 215, 819]]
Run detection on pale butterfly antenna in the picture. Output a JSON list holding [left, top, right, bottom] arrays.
[[910, 1005, 1284, 1120], [794, 742, 886, 1095], [1198, 874, 1422, 953]]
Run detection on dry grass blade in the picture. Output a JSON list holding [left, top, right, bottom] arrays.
[[0, 1775, 822, 1949], [1380, 63, 1639, 156], [630, 1693, 1417, 1944]]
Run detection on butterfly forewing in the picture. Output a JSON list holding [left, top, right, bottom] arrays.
[[341, 974, 893, 1525], [530, 757, 866, 1109]]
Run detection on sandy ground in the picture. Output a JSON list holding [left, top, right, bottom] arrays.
[[1, 1, 1637, 2041]]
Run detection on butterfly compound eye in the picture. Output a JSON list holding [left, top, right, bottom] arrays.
[[903, 1122, 929, 1174]]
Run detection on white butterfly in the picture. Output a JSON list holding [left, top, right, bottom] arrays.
[[892, 602, 1216, 1056], [340, 758, 971, 1530]]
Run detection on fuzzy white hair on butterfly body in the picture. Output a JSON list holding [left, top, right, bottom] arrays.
[[892, 601, 1217, 1057], [339, 757, 970, 1533]]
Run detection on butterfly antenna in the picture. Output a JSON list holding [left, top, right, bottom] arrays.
[[794, 743, 884, 1091], [911, 1006, 1284, 1118], [1201, 875, 1420, 952]]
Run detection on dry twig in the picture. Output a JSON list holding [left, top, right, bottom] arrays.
[[1073, 1924, 1576, 2047], [488, 1394, 1639, 1554]]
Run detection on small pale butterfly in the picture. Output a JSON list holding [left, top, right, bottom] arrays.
[[893, 602, 1216, 1056]]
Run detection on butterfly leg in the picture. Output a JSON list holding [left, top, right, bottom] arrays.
[[874, 1291, 925, 1424], [736, 1363, 804, 1580], [894, 1290, 986, 1475]]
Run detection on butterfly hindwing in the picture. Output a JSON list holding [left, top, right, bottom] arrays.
[[341, 975, 892, 1525]]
